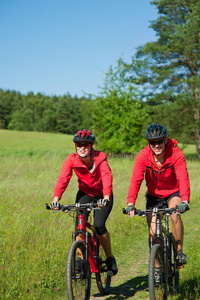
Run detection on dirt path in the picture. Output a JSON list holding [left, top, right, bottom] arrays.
[[90, 259, 150, 299]]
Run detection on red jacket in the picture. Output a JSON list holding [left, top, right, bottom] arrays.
[[127, 139, 190, 204], [54, 150, 113, 199]]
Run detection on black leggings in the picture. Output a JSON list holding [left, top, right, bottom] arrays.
[[75, 190, 113, 235]]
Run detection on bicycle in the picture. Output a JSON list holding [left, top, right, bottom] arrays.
[[123, 206, 185, 300], [46, 202, 111, 300]]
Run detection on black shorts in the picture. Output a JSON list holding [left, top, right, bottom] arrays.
[[75, 190, 113, 235], [146, 191, 180, 209]]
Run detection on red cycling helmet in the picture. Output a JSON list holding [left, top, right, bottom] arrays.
[[73, 130, 96, 143]]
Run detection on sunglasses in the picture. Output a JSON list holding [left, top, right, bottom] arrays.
[[149, 139, 164, 146], [76, 142, 92, 148]]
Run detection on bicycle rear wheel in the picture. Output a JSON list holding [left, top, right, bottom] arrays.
[[148, 244, 167, 300], [66, 240, 91, 300], [95, 241, 111, 295]]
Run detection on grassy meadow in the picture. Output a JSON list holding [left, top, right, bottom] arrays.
[[1, 129, 200, 300]]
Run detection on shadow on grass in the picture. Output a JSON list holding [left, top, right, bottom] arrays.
[[92, 276, 200, 300], [175, 277, 200, 300], [93, 275, 148, 299]]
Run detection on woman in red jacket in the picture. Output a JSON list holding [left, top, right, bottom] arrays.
[[50, 129, 118, 277], [125, 124, 190, 271]]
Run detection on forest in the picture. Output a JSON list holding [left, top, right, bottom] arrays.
[[1, 0, 200, 157], [0, 89, 93, 134]]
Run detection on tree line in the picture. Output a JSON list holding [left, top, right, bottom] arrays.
[[1, 0, 199, 157], [0, 86, 195, 154], [0, 90, 93, 134]]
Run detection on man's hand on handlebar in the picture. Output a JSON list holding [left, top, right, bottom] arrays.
[[176, 201, 189, 213], [125, 204, 136, 217]]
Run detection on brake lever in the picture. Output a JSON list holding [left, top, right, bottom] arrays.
[[89, 207, 100, 211], [53, 210, 60, 213]]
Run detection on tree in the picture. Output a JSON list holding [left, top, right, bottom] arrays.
[[79, 97, 94, 130], [0, 89, 19, 129], [56, 94, 83, 134], [93, 59, 148, 154], [125, 0, 200, 156]]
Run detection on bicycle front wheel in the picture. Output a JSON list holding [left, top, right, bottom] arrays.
[[168, 234, 179, 294], [95, 241, 111, 295], [66, 240, 91, 300], [148, 244, 167, 300]]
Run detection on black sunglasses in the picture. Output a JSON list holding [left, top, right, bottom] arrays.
[[149, 139, 164, 146], [76, 142, 92, 148]]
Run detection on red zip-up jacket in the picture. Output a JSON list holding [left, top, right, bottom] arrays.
[[54, 150, 112, 199], [127, 139, 190, 204]]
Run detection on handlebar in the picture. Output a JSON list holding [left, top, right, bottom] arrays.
[[46, 202, 99, 212], [122, 207, 177, 216]]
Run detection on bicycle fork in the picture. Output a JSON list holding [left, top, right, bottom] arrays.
[[163, 236, 168, 283], [152, 214, 169, 284]]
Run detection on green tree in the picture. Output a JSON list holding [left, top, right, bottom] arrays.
[[93, 59, 148, 154], [56, 94, 82, 134], [79, 97, 94, 130], [0, 89, 20, 129], [125, 0, 200, 156], [8, 92, 58, 132], [144, 93, 195, 143]]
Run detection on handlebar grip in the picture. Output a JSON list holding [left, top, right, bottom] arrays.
[[46, 203, 51, 210], [122, 207, 138, 214], [122, 208, 127, 214]]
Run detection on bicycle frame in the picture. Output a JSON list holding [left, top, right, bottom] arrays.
[[72, 210, 99, 273], [147, 209, 178, 287]]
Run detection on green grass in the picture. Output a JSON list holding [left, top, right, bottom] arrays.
[[1, 129, 200, 299]]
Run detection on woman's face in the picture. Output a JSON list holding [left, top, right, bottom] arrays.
[[148, 138, 166, 156], [75, 142, 92, 158]]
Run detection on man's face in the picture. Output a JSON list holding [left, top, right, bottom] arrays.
[[148, 138, 166, 156]]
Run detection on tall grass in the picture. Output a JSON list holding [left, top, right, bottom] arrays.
[[1, 130, 200, 299]]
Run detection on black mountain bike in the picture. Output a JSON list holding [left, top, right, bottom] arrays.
[[46, 202, 111, 300], [123, 207, 185, 300]]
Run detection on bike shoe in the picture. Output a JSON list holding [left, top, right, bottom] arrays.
[[106, 255, 118, 277], [175, 251, 187, 266], [75, 257, 85, 272], [154, 267, 161, 286]]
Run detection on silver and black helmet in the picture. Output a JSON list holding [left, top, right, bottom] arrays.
[[145, 123, 168, 140]]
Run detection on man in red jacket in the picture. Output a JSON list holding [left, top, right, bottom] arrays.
[[50, 129, 118, 277], [125, 124, 190, 268]]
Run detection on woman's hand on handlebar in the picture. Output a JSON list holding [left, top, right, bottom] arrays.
[[50, 197, 60, 210], [97, 197, 110, 207]]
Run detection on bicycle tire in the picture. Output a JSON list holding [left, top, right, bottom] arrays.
[[95, 241, 111, 295], [148, 244, 167, 300], [66, 240, 91, 300], [168, 234, 179, 294]]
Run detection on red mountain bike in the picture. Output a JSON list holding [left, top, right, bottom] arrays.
[[46, 202, 111, 300]]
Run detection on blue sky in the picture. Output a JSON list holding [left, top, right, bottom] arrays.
[[0, 0, 158, 97]]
